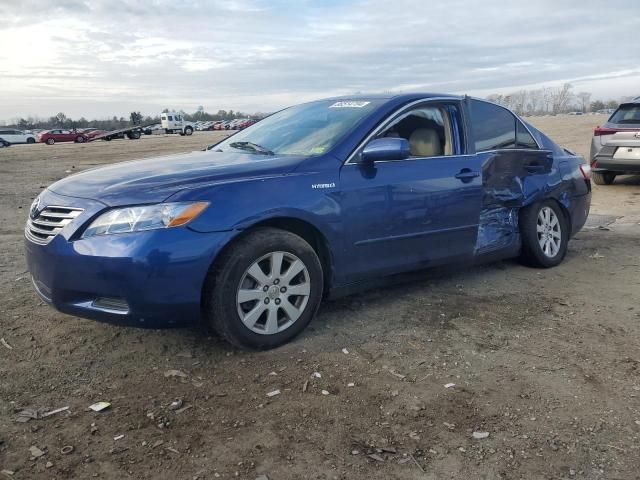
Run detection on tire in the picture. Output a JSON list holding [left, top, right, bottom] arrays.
[[519, 200, 569, 268], [75, 136, 85, 143], [27, 137, 35, 144], [104, 136, 112, 141], [184, 127, 193, 136], [592, 171, 616, 185], [130, 131, 141, 139], [46, 138, 55, 145], [204, 228, 324, 349]]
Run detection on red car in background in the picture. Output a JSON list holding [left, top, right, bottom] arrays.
[[37, 129, 88, 145], [79, 128, 106, 139], [239, 119, 258, 129]]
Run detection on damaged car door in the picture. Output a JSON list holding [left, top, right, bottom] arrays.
[[468, 99, 553, 255], [339, 101, 483, 281]]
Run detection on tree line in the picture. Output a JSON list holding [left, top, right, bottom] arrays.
[[486, 83, 632, 116], [4, 107, 262, 131]]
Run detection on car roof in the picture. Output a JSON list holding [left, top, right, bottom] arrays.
[[323, 92, 462, 103]]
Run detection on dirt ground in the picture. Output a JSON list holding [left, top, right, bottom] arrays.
[[1, 117, 639, 480]]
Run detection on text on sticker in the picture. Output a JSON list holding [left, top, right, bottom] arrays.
[[329, 101, 371, 108]]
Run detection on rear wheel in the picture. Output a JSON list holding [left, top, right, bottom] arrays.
[[204, 228, 323, 349], [592, 171, 616, 185], [520, 200, 569, 268], [46, 138, 55, 145]]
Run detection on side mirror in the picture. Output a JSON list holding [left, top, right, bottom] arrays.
[[360, 137, 410, 163]]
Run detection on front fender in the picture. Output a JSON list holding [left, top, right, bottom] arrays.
[[171, 170, 342, 239]]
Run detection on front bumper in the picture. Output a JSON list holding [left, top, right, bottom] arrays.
[[24, 190, 234, 327]]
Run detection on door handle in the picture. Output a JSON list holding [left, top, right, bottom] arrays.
[[454, 169, 480, 182]]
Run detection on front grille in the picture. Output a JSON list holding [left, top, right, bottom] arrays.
[[25, 206, 83, 245]]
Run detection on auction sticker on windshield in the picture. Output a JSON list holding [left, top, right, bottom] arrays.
[[329, 101, 371, 108]]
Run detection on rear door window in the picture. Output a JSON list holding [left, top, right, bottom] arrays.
[[470, 100, 517, 151]]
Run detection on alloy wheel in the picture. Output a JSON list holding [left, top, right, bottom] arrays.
[[536, 206, 562, 258], [236, 251, 311, 335]]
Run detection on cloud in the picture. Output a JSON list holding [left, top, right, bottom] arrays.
[[0, 0, 638, 120]]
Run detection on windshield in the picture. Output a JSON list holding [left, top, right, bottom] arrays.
[[212, 99, 384, 156], [610, 104, 640, 124]]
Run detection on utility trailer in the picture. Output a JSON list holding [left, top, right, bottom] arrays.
[[90, 124, 154, 142]]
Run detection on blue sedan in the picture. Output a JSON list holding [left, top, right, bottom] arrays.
[[25, 94, 592, 349]]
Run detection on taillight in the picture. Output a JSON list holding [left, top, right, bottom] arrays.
[[594, 126, 639, 136], [580, 163, 592, 180], [594, 126, 619, 136]]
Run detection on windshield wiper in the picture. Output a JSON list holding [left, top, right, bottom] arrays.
[[228, 141, 274, 155]]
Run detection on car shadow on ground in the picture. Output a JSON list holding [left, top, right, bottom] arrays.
[[164, 249, 585, 353], [610, 174, 640, 185]]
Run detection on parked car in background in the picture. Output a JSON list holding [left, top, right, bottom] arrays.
[[239, 118, 258, 129], [37, 129, 88, 145], [79, 128, 106, 139], [0, 137, 11, 148], [25, 93, 591, 349], [143, 124, 163, 135], [590, 97, 640, 184], [0, 129, 36, 144]]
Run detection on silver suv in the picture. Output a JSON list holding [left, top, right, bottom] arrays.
[[590, 97, 640, 184]]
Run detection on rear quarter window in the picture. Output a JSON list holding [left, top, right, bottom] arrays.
[[516, 121, 538, 149]]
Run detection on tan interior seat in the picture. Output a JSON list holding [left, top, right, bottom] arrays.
[[408, 128, 443, 157]]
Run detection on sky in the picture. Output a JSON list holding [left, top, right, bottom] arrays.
[[0, 0, 638, 121]]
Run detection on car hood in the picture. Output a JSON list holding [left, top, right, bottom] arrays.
[[48, 150, 305, 206]]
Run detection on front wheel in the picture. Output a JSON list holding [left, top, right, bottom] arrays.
[[519, 200, 569, 268], [46, 138, 55, 145], [592, 171, 616, 185], [75, 135, 85, 143], [184, 127, 193, 136], [204, 228, 323, 349], [27, 137, 35, 144]]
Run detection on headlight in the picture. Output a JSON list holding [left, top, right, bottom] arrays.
[[82, 202, 209, 238]]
